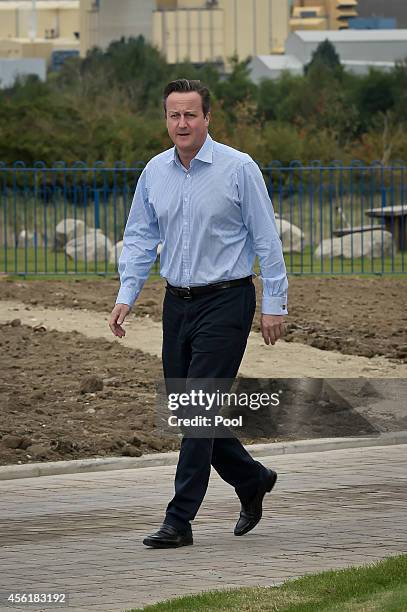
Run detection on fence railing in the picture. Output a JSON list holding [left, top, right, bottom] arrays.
[[1, 161, 406, 276]]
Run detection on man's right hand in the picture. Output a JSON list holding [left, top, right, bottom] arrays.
[[109, 303, 130, 338]]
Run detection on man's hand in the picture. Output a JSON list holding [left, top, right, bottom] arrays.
[[109, 303, 130, 338], [260, 314, 285, 346]]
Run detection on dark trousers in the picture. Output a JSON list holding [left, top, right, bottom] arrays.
[[162, 282, 268, 532]]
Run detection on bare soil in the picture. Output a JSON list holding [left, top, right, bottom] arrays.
[[0, 321, 178, 466], [2, 321, 401, 467], [1, 275, 406, 361], [0, 275, 406, 466]]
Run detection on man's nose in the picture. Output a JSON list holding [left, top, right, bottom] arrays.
[[178, 115, 187, 128]]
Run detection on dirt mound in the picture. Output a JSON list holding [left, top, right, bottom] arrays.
[[0, 321, 179, 466]]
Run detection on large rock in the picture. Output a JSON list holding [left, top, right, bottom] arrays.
[[275, 217, 304, 253], [315, 230, 395, 259], [55, 218, 86, 249], [109, 241, 162, 264], [65, 229, 112, 263]]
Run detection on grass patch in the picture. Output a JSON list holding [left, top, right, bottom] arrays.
[[0, 247, 160, 277], [282, 246, 405, 275], [1, 246, 405, 276], [126, 554, 407, 612]]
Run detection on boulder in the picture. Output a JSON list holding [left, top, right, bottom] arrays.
[[275, 218, 304, 253], [65, 229, 112, 263], [55, 218, 86, 249], [314, 230, 395, 259]]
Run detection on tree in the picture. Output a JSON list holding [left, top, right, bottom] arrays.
[[352, 69, 395, 131], [305, 39, 343, 77], [214, 57, 257, 120]]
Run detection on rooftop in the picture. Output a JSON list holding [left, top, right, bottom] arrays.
[[0, 1, 78, 9], [292, 29, 407, 42], [255, 55, 303, 70]]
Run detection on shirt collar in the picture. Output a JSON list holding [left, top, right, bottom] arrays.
[[168, 133, 214, 166], [195, 133, 214, 164]]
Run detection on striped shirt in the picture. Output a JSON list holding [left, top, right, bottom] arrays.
[[116, 133, 288, 315]]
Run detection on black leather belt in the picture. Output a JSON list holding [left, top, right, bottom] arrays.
[[166, 276, 252, 300]]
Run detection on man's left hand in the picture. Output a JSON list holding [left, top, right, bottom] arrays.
[[260, 314, 286, 346]]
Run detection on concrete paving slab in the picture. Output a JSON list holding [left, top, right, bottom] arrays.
[[0, 444, 406, 611]]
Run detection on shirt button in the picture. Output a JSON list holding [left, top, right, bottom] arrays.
[[187, 174, 190, 178]]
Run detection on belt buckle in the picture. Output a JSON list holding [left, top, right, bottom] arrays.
[[181, 286, 192, 300]]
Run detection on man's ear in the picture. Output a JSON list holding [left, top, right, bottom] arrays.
[[205, 111, 211, 124]]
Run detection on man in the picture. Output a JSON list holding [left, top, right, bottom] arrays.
[[109, 79, 288, 549]]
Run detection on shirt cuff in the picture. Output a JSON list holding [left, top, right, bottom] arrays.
[[261, 296, 288, 316], [115, 285, 138, 308]]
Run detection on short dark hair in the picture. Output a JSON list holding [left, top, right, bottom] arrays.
[[163, 79, 211, 117]]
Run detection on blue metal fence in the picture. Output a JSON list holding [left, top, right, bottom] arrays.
[[1, 161, 406, 276]]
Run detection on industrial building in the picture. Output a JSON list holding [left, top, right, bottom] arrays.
[[0, 0, 79, 86], [0, 0, 79, 41], [79, 0, 289, 67], [286, 28, 407, 64], [4, 0, 406, 88], [79, 0, 154, 58], [357, 0, 407, 29], [0, 1, 291, 69], [0, 57, 46, 87], [0, 0, 369, 74], [152, 0, 289, 66], [290, 0, 358, 31], [250, 28, 407, 82]]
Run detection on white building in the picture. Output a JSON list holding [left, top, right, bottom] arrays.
[[0, 57, 46, 88], [286, 29, 407, 64], [250, 54, 303, 82], [250, 29, 407, 82]]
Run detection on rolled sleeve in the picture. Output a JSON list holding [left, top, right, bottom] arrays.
[[237, 161, 288, 315], [115, 168, 161, 308]]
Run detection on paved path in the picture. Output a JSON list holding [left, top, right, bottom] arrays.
[[1, 301, 406, 377], [0, 444, 406, 612]]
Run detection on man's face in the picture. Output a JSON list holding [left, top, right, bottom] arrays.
[[165, 92, 210, 156]]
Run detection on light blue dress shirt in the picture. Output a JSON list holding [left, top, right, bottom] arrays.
[[116, 134, 288, 315]]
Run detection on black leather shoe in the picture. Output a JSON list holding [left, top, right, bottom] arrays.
[[143, 523, 193, 548], [234, 469, 277, 536]]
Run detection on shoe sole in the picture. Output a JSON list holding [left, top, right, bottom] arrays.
[[143, 537, 193, 549], [234, 470, 278, 537]]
